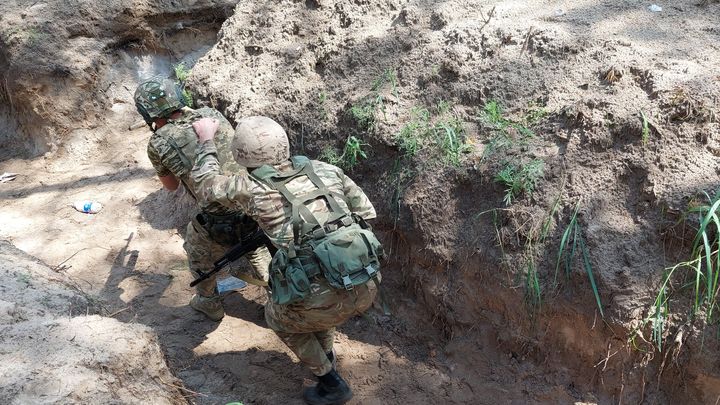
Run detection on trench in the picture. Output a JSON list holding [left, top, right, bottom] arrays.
[[2, 2, 720, 404]]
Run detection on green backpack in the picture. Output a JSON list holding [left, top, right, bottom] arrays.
[[250, 157, 384, 305]]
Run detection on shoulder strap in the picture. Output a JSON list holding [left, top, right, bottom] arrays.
[[249, 157, 351, 249]]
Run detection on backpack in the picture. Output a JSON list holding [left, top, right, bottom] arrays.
[[250, 157, 384, 305]]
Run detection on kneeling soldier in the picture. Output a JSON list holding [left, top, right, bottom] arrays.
[[191, 116, 383, 405]]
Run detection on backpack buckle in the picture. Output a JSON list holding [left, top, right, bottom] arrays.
[[312, 227, 327, 240], [364, 264, 377, 278], [342, 275, 354, 290]]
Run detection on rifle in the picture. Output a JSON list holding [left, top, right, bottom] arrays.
[[190, 228, 276, 287]]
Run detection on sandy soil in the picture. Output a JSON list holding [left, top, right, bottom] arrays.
[[2, 0, 720, 403]]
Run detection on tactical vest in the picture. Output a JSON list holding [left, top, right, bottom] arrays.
[[152, 108, 256, 246], [251, 156, 384, 305]]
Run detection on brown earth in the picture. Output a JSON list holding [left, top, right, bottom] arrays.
[[1, 0, 720, 404]]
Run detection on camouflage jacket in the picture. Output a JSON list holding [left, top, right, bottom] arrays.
[[147, 107, 245, 216], [190, 140, 376, 249]]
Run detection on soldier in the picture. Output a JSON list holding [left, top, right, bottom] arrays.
[[190, 116, 383, 405], [134, 79, 272, 321]]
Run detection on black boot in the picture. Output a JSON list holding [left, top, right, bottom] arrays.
[[303, 369, 353, 405]]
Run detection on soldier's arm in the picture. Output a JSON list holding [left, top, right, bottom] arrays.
[[147, 140, 180, 191], [340, 172, 376, 220], [190, 119, 254, 211]]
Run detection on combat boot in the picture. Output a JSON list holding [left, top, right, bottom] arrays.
[[189, 294, 224, 321], [303, 369, 353, 405]]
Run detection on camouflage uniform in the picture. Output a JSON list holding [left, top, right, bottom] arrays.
[[147, 107, 271, 296], [190, 139, 378, 376]]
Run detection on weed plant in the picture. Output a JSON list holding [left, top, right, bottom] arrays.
[[640, 110, 650, 145], [554, 201, 604, 317], [637, 190, 720, 351], [525, 243, 542, 308], [173, 62, 194, 106], [349, 68, 399, 131], [394, 102, 471, 166], [494, 160, 544, 205], [481, 100, 542, 159], [317, 91, 329, 121], [396, 107, 430, 158], [319, 135, 368, 170]]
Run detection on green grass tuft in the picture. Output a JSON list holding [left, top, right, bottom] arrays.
[[640, 110, 650, 145], [350, 68, 399, 131], [394, 102, 471, 166], [554, 201, 604, 317], [173, 62, 194, 106], [636, 190, 720, 351], [320, 135, 369, 170], [494, 159, 544, 205]]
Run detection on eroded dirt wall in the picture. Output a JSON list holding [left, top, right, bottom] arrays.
[[0, 0, 238, 159], [187, 0, 720, 402]]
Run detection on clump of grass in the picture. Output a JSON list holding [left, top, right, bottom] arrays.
[[396, 107, 430, 158], [480, 99, 540, 159], [394, 102, 471, 166], [637, 190, 720, 351], [341, 135, 368, 169], [640, 110, 650, 145], [554, 201, 604, 317], [494, 159, 544, 205], [350, 96, 381, 131], [349, 68, 399, 131], [484, 100, 505, 126], [173, 62, 194, 106], [436, 113, 470, 165], [173, 62, 191, 82], [319, 146, 342, 167], [317, 91, 329, 121], [320, 135, 369, 170]]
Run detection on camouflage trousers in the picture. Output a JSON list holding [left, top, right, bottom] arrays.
[[183, 219, 272, 297], [265, 276, 378, 376]]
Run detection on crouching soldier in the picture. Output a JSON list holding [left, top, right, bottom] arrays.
[[134, 79, 272, 321], [190, 116, 383, 404]]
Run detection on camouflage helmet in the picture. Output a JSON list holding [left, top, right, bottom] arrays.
[[232, 116, 290, 167], [134, 79, 185, 124]]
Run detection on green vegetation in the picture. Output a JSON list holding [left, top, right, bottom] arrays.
[[319, 146, 342, 166], [173, 62, 191, 82], [481, 99, 541, 159], [494, 160, 544, 205], [640, 110, 650, 145], [349, 68, 399, 131], [636, 190, 720, 351], [394, 101, 471, 166], [173, 62, 194, 106], [554, 201, 603, 317], [319, 135, 368, 171], [317, 91, 329, 121]]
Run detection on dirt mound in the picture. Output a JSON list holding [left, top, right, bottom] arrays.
[[0, 0, 237, 159], [0, 240, 184, 404], [187, 0, 720, 402]]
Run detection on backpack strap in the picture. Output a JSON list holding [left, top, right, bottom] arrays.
[[166, 136, 197, 200], [250, 156, 353, 254]]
